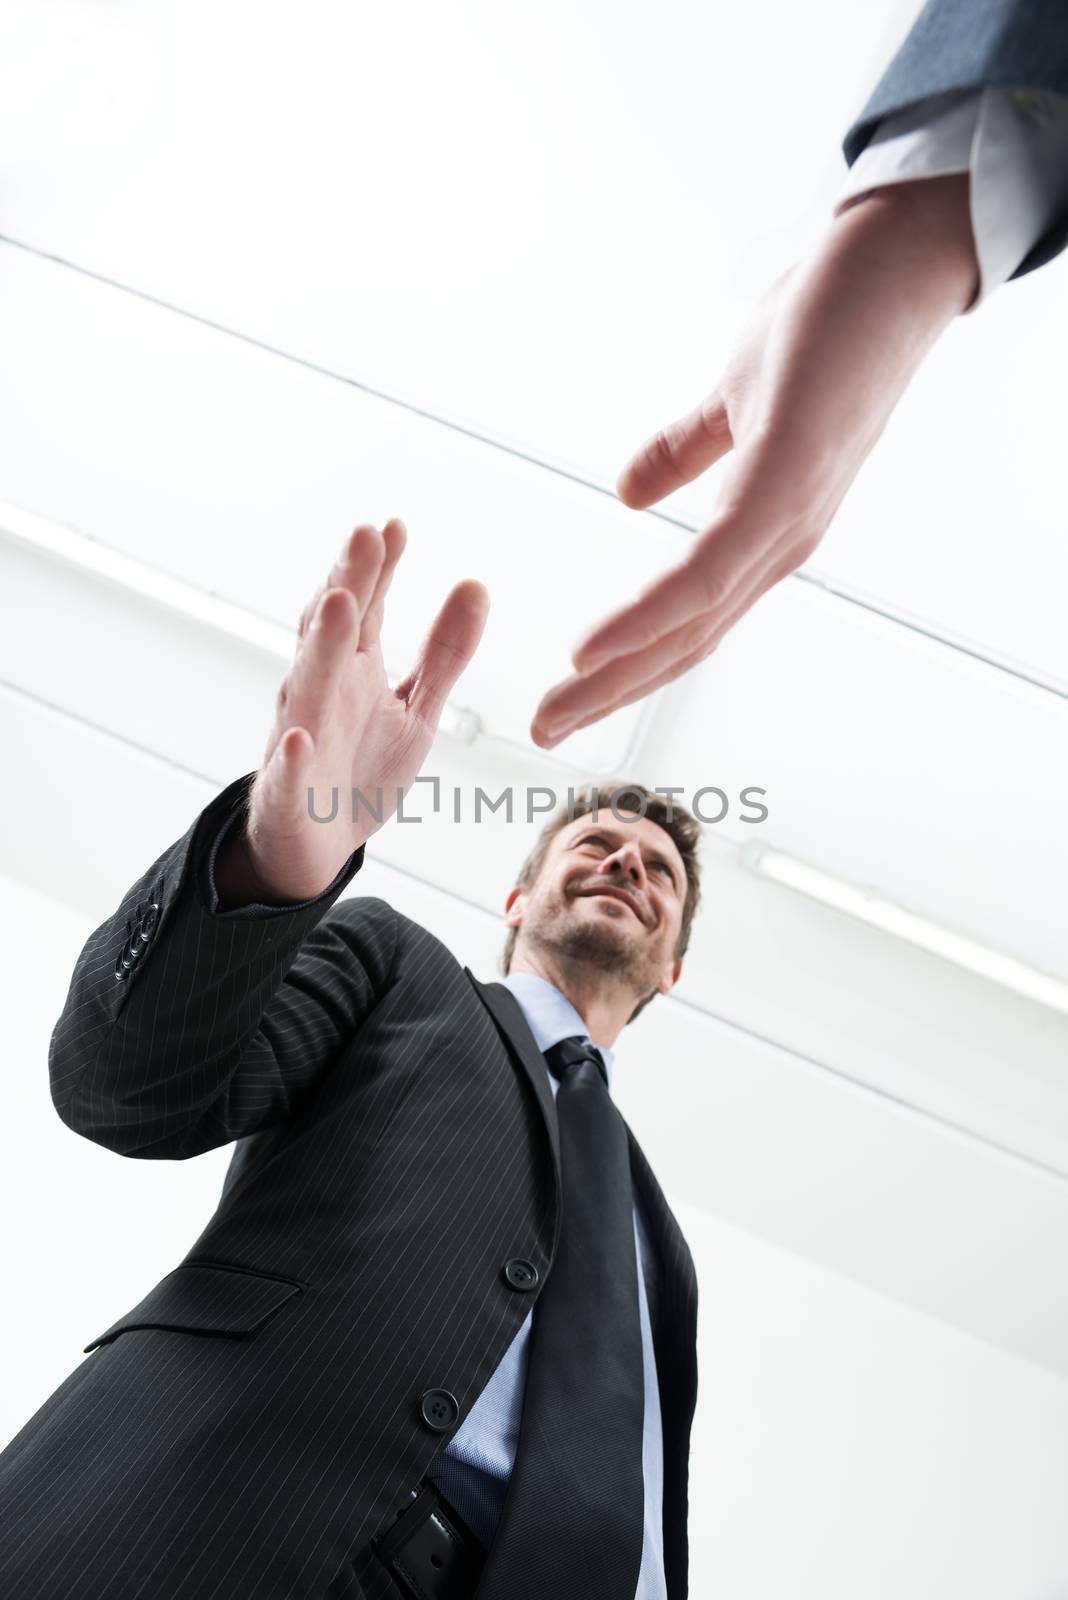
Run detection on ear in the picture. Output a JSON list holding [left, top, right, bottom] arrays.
[[657, 957, 683, 997], [504, 884, 527, 928]]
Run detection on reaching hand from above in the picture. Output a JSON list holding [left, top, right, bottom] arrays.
[[530, 172, 978, 750]]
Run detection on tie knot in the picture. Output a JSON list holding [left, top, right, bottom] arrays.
[[545, 1035, 608, 1089]]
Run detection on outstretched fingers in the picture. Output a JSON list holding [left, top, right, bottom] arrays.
[[359, 518, 408, 651], [260, 578, 360, 817], [569, 497, 772, 677], [532, 617, 717, 748], [398, 580, 490, 729], [335, 524, 388, 640], [269, 580, 362, 764], [532, 538, 802, 747], [296, 523, 387, 651]]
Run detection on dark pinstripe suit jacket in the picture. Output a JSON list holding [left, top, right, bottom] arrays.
[[0, 771, 698, 1600]]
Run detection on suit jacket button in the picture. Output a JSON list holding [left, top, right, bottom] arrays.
[[503, 1258, 539, 1292], [139, 902, 160, 939], [419, 1389, 459, 1433]]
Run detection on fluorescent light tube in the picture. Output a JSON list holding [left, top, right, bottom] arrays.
[[0, 498, 482, 743], [741, 841, 1068, 1017]]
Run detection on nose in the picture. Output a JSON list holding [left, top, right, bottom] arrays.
[[601, 839, 646, 889]]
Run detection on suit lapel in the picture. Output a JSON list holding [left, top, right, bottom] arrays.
[[624, 1120, 700, 1593], [464, 971, 562, 1212], [625, 1124, 698, 1330]]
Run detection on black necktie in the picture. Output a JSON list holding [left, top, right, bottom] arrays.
[[475, 1035, 646, 1599]]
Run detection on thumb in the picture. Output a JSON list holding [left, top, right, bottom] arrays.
[[616, 390, 733, 509]]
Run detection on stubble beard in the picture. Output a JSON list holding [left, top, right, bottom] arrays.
[[521, 891, 658, 1000]]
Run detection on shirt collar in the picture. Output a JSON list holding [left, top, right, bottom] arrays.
[[500, 970, 616, 1091]]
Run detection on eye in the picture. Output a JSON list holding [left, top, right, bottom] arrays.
[[650, 861, 672, 877]]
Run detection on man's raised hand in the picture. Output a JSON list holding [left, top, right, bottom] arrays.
[[230, 519, 488, 903]]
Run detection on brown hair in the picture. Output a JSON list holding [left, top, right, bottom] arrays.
[[500, 781, 703, 1024]]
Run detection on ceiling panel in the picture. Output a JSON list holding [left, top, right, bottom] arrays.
[[13, 0, 1063, 687], [0, 0, 901, 476]]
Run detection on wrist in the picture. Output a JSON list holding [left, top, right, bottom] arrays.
[[212, 828, 280, 910], [214, 827, 341, 910], [839, 172, 979, 316]]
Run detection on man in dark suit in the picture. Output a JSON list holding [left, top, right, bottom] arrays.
[[0, 520, 702, 1600], [531, 0, 1068, 750]]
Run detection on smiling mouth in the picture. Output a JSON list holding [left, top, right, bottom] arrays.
[[577, 887, 645, 922]]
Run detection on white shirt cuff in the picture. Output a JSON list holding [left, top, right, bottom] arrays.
[[836, 87, 1068, 311]]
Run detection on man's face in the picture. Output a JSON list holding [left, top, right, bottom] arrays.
[[505, 810, 687, 1002]]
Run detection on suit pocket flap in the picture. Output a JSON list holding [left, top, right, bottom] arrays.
[[83, 1263, 305, 1352]]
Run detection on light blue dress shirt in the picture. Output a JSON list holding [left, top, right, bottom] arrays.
[[427, 970, 667, 1600]]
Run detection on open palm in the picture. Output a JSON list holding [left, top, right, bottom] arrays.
[[247, 519, 489, 900]]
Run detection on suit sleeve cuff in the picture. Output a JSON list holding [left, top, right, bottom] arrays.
[[202, 801, 363, 918], [835, 87, 1068, 311]]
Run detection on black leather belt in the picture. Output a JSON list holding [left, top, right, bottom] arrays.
[[372, 1480, 487, 1600]]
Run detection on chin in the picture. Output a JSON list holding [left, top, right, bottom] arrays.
[[562, 919, 634, 967], [572, 903, 632, 936], [576, 894, 638, 922]]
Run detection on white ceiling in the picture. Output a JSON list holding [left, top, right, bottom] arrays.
[[3, 0, 1068, 1372]]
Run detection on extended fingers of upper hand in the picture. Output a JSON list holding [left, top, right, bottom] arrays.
[[295, 524, 390, 651], [540, 530, 815, 743]]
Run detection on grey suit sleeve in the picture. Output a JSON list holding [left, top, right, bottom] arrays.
[[838, 87, 1068, 303], [48, 769, 399, 1161], [844, 0, 1068, 277]]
